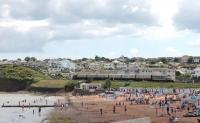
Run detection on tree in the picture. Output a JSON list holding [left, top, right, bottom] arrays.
[[95, 55, 101, 61], [174, 57, 180, 63], [24, 57, 31, 62], [160, 58, 167, 64], [17, 58, 22, 61], [187, 57, 193, 64], [104, 79, 111, 90], [124, 82, 130, 87], [64, 82, 79, 92], [85, 78, 92, 83], [150, 61, 156, 64], [2, 59, 7, 62], [176, 71, 181, 76], [82, 58, 88, 61], [30, 57, 37, 62]]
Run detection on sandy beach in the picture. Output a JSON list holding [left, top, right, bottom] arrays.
[[48, 94, 199, 123]]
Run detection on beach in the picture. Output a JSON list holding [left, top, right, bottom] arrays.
[[48, 90, 200, 123]]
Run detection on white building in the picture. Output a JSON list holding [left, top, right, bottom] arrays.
[[75, 64, 85, 71], [192, 67, 200, 78], [47, 59, 75, 74], [177, 68, 193, 74], [132, 67, 175, 81], [25, 61, 47, 69], [181, 55, 190, 63], [127, 63, 140, 73], [103, 63, 115, 70], [88, 62, 101, 70], [74, 67, 176, 81], [113, 60, 127, 70], [193, 57, 200, 64], [48, 67, 63, 74], [80, 83, 102, 90]]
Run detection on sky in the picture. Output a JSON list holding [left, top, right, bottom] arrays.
[[0, 0, 200, 59]]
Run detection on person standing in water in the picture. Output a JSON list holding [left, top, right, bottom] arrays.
[[38, 107, 41, 116]]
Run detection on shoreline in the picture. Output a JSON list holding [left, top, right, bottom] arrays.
[[0, 91, 67, 97], [0, 92, 64, 123]]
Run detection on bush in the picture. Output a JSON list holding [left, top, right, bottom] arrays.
[[64, 82, 79, 92], [103, 79, 111, 89], [124, 82, 130, 87], [0, 65, 50, 83]]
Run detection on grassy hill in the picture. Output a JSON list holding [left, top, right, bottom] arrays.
[[0, 64, 50, 81], [0, 64, 51, 91], [31, 80, 74, 88]]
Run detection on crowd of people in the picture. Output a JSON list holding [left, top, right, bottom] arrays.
[[94, 88, 200, 122]]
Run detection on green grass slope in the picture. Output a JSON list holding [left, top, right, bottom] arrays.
[[0, 64, 50, 82]]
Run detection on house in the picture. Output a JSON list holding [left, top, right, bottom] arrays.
[[103, 63, 115, 70], [177, 67, 193, 74], [150, 68, 175, 81], [181, 55, 190, 63], [75, 63, 85, 71], [88, 62, 101, 71], [48, 67, 63, 74], [192, 67, 200, 78], [193, 57, 200, 64], [74, 67, 175, 81], [47, 59, 75, 74], [26, 61, 47, 69], [80, 83, 102, 90], [127, 62, 140, 73], [113, 60, 127, 70]]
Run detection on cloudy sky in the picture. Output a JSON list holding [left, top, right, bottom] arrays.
[[0, 0, 200, 59]]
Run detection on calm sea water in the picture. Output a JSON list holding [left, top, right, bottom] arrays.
[[0, 93, 61, 123]]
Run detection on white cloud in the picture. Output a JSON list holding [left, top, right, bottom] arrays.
[[165, 47, 181, 56], [174, 0, 200, 31], [130, 48, 139, 55], [188, 40, 200, 47], [0, 26, 51, 52], [0, 0, 200, 56], [0, 0, 158, 52]]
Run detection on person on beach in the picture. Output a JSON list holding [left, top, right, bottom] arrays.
[[167, 106, 170, 115], [33, 109, 35, 115], [113, 105, 116, 113], [155, 106, 158, 116], [100, 108, 103, 116], [171, 107, 173, 114], [124, 105, 127, 113], [187, 106, 190, 112], [159, 100, 162, 108]]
